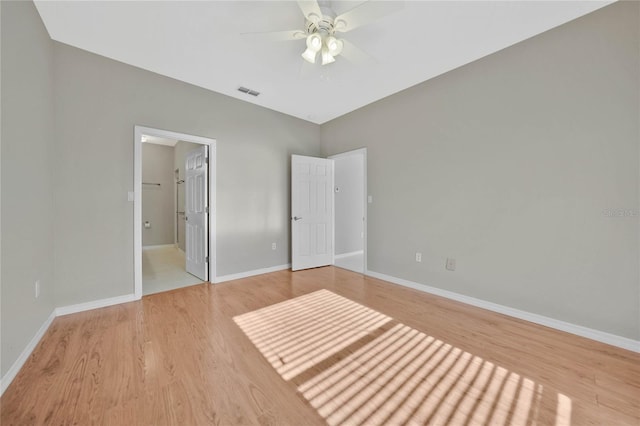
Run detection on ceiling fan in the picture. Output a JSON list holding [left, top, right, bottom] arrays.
[[252, 0, 403, 66]]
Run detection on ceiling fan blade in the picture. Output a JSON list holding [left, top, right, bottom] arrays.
[[241, 30, 307, 42], [339, 39, 376, 65], [334, 0, 404, 33], [297, 0, 322, 24]]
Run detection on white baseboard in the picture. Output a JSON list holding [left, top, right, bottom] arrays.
[[335, 250, 364, 259], [366, 270, 640, 353], [1, 309, 56, 396], [215, 263, 291, 283], [142, 244, 174, 250], [55, 293, 137, 316]]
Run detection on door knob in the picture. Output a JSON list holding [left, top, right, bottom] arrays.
[[293, 216, 302, 221]]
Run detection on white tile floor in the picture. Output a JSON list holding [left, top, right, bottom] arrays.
[[142, 245, 203, 296], [334, 251, 364, 274]]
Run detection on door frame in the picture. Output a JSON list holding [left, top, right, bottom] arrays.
[[133, 125, 216, 299], [328, 148, 368, 273]]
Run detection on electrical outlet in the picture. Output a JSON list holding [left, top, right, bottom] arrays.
[[446, 258, 456, 271], [35, 280, 40, 298], [415, 252, 422, 262], [272, 242, 277, 250]]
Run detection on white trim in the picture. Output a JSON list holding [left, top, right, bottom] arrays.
[[335, 250, 364, 259], [134, 126, 216, 299], [332, 159, 335, 267], [142, 244, 174, 250], [328, 148, 367, 273], [366, 269, 640, 353], [1, 310, 56, 396], [134, 127, 142, 298], [209, 144, 217, 283], [215, 264, 291, 283], [55, 294, 137, 317]]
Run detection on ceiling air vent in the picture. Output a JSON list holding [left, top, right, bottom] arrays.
[[238, 86, 260, 97]]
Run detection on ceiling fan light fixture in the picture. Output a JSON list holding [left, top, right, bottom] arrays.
[[302, 32, 323, 63], [306, 33, 322, 51], [326, 36, 343, 56], [302, 48, 317, 63], [321, 47, 335, 65]]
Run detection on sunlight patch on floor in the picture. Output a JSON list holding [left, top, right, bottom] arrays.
[[299, 323, 544, 425], [234, 289, 572, 425], [234, 289, 392, 380]]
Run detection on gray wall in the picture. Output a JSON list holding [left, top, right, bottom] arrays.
[[142, 143, 175, 246], [52, 42, 321, 306], [321, 1, 640, 340], [334, 154, 364, 255], [174, 141, 201, 252], [1, 1, 56, 376]]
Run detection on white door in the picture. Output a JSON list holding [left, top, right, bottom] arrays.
[[291, 155, 334, 271], [185, 145, 208, 281]]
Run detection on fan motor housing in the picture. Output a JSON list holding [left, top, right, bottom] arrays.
[[306, 4, 337, 36], [306, 17, 336, 36]]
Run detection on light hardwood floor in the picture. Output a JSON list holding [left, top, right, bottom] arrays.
[[1, 267, 638, 425]]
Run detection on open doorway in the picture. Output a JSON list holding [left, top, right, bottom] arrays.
[[134, 126, 216, 299], [330, 149, 366, 274]]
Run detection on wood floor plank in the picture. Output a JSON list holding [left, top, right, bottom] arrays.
[[1, 267, 638, 425]]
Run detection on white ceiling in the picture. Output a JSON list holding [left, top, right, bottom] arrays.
[[34, 1, 613, 124]]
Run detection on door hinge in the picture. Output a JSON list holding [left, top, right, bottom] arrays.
[[205, 256, 209, 263], [205, 206, 209, 213], [205, 156, 209, 164]]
